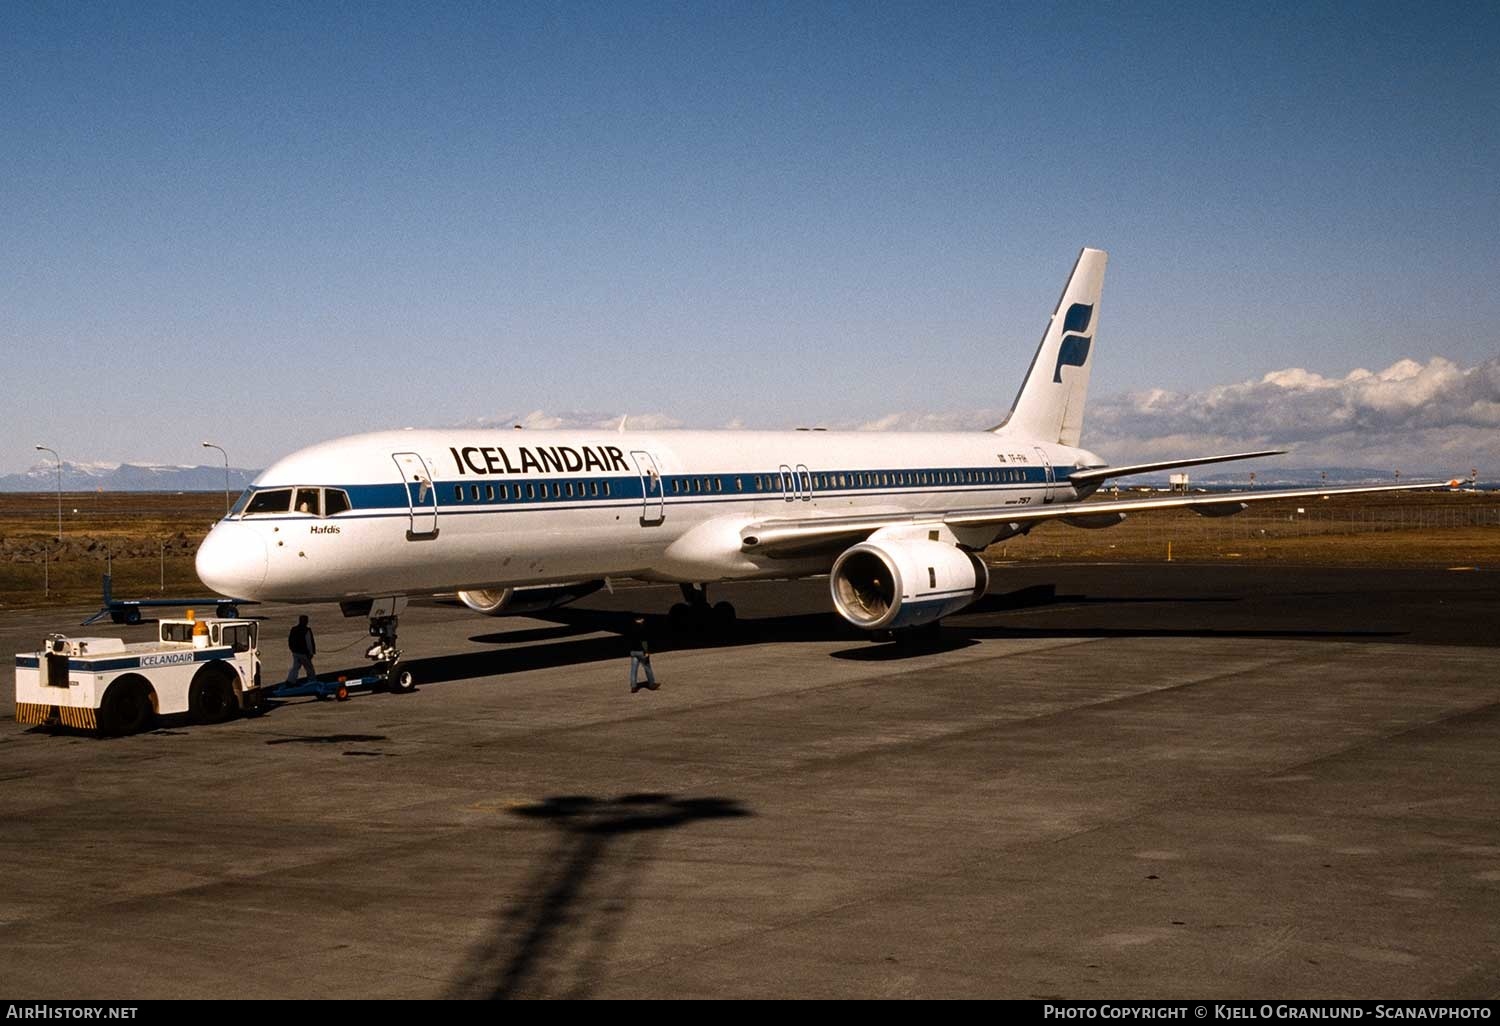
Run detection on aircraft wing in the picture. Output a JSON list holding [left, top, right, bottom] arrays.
[[739, 481, 1448, 557], [1067, 449, 1286, 485]]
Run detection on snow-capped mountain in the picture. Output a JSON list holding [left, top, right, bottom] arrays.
[[0, 461, 261, 493]]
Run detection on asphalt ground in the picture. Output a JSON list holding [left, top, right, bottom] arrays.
[[1, 564, 1497, 998]]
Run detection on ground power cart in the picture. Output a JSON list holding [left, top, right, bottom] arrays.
[[15, 614, 264, 735]]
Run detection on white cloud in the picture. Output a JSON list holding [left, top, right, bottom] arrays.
[[1087, 356, 1500, 472], [470, 356, 1500, 474], [844, 410, 1007, 432], [467, 409, 684, 431]]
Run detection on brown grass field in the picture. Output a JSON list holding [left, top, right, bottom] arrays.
[[1, 489, 1496, 611]]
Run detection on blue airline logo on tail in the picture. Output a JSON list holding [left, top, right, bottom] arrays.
[[1053, 303, 1093, 382]]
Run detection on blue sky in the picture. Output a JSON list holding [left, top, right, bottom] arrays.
[[3, 2, 1497, 474]]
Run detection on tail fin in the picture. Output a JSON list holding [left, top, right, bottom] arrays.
[[992, 247, 1107, 446]]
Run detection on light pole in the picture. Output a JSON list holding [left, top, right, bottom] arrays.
[[201, 442, 230, 513], [34, 445, 61, 541]]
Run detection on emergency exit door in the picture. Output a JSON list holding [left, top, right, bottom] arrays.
[[779, 463, 813, 502]]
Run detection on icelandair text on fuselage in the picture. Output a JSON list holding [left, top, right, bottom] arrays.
[[450, 445, 631, 477], [1042, 1007, 1492, 1021]]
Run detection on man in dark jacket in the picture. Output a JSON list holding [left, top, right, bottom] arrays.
[[286, 614, 316, 684]]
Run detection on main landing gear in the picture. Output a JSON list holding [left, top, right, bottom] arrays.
[[669, 583, 736, 635], [365, 607, 416, 694]]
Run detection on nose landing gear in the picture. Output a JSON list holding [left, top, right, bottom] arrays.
[[364, 599, 417, 694]]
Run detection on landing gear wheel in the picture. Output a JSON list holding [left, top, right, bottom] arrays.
[[711, 601, 737, 632], [672, 584, 730, 634], [388, 668, 416, 694]]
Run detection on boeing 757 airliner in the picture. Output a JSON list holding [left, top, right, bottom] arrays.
[[195, 249, 1439, 686]]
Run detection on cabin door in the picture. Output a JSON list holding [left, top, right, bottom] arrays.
[[630, 450, 665, 526], [1035, 447, 1056, 504], [392, 452, 439, 539]]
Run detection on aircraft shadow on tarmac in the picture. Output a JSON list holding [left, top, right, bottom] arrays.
[[353, 583, 1402, 687], [446, 793, 753, 1000]]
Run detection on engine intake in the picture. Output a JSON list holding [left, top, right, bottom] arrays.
[[830, 538, 989, 630]]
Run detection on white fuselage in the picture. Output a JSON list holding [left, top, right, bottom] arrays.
[[195, 428, 1097, 603]]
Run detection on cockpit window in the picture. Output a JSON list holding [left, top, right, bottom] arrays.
[[237, 486, 351, 518], [244, 488, 293, 515]]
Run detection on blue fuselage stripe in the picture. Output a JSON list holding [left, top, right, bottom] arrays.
[[236, 464, 1059, 521]]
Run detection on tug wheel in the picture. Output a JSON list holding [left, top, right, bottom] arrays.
[[99, 677, 155, 736], [189, 669, 238, 725], [389, 668, 416, 694]]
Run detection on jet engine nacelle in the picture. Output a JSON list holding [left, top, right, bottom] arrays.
[[829, 538, 989, 631], [458, 581, 605, 616]]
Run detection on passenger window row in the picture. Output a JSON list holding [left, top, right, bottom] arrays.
[[742, 468, 1032, 491], [452, 479, 614, 503], [669, 477, 727, 495]]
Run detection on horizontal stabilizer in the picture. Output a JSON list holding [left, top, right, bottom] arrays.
[[1068, 450, 1286, 485]]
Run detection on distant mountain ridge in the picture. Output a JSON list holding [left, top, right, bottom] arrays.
[[0, 461, 261, 493]]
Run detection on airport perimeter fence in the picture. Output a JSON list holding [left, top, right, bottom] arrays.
[[0, 547, 207, 607], [995, 499, 1500, 560], [1099, 502, 1500, 554], [1154, 501, 1500, 542]]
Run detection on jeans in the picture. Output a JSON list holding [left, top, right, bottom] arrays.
[[629, 652, 655, 690], [285, 653, 316, 684]]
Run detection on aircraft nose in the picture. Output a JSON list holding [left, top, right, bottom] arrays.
[[196, 523, 268, 598]]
